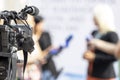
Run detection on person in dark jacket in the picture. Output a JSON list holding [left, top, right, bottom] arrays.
[[39, 31, 73, 80], [84, 4, 119, 80], [39, 31, 62, 80]]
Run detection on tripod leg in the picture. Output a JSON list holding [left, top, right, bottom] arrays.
[[7, 53, 17, 80], [11, 53, 17, 80]]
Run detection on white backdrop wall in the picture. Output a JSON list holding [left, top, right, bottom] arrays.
[[1, 0, 120, 80]]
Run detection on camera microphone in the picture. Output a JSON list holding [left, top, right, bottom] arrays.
[[22, 6, 39, 16], [0, 6, 39, 20]]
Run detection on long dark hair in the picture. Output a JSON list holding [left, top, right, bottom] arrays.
[[34, 15, 44, 34]]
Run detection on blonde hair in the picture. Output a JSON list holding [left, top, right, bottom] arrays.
[[93, 4, 116, 33]]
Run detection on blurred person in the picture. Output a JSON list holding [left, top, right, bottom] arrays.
[[24, 15, 44, 80], [39, 31, 60, 80], [83, 4, 119, 80], [17, 15, 44, 80], [32, 15, 60, 80], [41, 33, 73, 80]]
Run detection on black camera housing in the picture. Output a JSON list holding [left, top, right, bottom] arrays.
[[0, 5, 38, 80], [0, 24, 33, 53], [0, 25, 16, 53]]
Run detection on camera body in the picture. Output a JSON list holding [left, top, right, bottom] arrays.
[[0, 5, 39, 80], [0, 24, 32, 53], [0, 24, 33, 80], [0, 25, 16, 53], [0, 25, 16, 80]]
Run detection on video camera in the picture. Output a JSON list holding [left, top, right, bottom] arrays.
[[0, 6, 39, 80]]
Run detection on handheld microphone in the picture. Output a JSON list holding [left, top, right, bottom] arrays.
[[86, 35, 93, 42], [49, 35, 73, 55], [65, 35, 73, 47]]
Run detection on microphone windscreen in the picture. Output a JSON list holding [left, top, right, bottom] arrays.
[[30, 6, 39, 16]]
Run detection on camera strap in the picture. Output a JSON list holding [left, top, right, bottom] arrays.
[[23, 50, 28, 75]]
